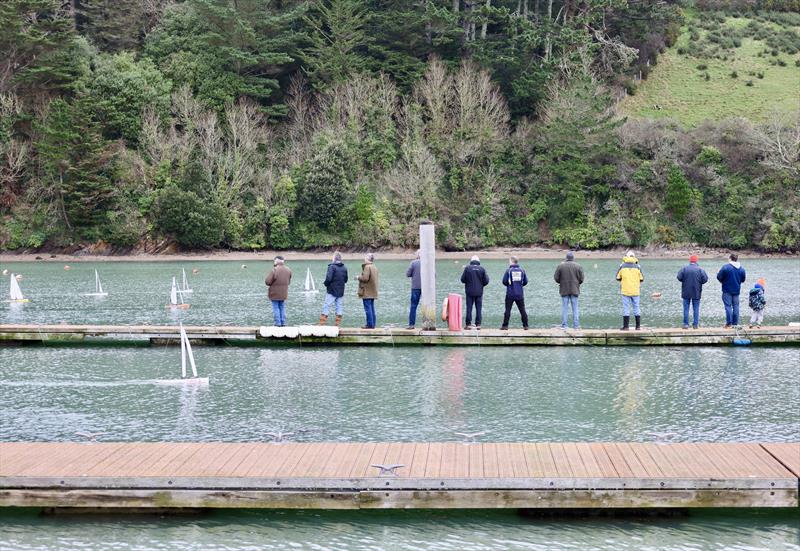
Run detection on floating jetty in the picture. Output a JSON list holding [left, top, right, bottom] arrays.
[[0, 323, 798, 346], [0, 442, 797, 510]]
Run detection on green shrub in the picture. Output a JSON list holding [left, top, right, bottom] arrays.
[[665, 165, 692, 221], [151, 187, 226, 248]]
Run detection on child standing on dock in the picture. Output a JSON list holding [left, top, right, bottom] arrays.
[[748, 279, 767, 328]]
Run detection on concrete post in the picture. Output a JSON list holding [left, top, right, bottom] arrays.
[[419, 223, 437, 330]]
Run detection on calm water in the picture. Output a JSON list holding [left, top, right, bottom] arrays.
[[1, 259, 799, 549]]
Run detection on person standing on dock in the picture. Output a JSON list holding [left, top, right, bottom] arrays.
[[320, 252, 348, 326], [357, 253, 379, 329], [265, 256, 292, 327], [616, 251, 644, 331], [676, 255, 709, 329], [461, 255, 489, 330], [748, 279, 766, 328], [717, 253, 747, 328], [554, 251, 584, 329], [500, 256, 529, 330], [406, 250, 422, 329]]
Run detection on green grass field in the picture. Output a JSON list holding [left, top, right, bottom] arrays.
[[619, 14, 800, 126]]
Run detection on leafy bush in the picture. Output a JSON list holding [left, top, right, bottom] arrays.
[[151, 187, 226, 248], [296, 138, 355, 230], [665, 165, 692, 220]]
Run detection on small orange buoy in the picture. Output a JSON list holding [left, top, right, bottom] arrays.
[[651, 292, 662, 299], [192, 268, 199, 274], [15, 274, 23, 280], [63, 265, 70, 271]]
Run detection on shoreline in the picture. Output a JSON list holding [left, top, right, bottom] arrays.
[[0, 246, 797, 263]]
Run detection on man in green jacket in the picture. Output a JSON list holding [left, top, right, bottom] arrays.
[[357, 253, 379, 329], [554, 251, 584, 329]]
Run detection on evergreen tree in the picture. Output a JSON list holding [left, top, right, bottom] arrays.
[[77, 0, 145, 52]]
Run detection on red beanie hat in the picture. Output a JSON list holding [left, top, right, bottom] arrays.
[[689, 255, 699, 263]]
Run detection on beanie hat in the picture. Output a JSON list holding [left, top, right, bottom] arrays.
[[566, 251, 575, 261], [755, 283, 763, 290], [689, 255, 698, 263], [757, 278, 765, 287]]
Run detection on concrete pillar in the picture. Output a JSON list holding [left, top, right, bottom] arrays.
[[419, 223, 437, 330]]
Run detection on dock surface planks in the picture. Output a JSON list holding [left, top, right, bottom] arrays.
[[1, 442, 797, 509], [1, 323, 798, 346]]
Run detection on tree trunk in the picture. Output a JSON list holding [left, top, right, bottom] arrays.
[[481, 0, 490, 39], [523, 0, 529, 19]]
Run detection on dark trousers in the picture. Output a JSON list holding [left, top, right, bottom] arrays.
[[502, 297, 528, 328], [408, 289, 421, 327], [465, 295, 483, 326]]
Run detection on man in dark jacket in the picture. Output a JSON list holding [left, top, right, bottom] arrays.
[[406, 250, 422, 329], [265, 256, 292, 326], [553, 251, 584, 329], [460, 255, 489, 329], [677, 254, 709, 329], [716, 253, 746, 328], [320, 251, 348, 326], [500, 256, 528, 330]]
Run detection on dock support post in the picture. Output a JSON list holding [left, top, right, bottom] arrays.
[[419, 223, 437, 330]]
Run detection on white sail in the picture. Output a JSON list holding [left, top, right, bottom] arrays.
[[9, 274, 24, 301], [180, 325, 199, 378], [304, 267, 318, 293], [181, 268, 193, 293], [170, 277, 178, 305], [95, 270, 103, 294]]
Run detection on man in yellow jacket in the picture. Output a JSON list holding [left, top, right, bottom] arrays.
[[615, 251, 644, 330]]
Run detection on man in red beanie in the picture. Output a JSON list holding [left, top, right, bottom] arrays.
[[677, 255, 709, 329]]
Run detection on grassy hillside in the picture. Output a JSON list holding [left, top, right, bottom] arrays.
[[620, 11, 800, 125]]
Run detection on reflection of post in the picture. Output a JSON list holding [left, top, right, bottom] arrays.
[[420, 223, 437, 330]]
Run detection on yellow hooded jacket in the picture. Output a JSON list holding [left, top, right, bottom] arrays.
[[616, 256, 644, 297]]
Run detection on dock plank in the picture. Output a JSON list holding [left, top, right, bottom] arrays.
[[762, 443, 800, 477]]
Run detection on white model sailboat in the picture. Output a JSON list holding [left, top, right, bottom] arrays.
[[179, 324, 208, 385], [7, 273, 29, 303], [166, 276, 190, 309], [83, 269, 108, 297], [304, 267, 318, 293], [180, 268, 193, 294]]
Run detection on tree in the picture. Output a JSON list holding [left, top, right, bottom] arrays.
[[83, 52, 172, 143], [32, 98, 117, 237], [303, 0, 371, 87], [145, 0, 300, 116], [0, 0, 80, 97], [77, 0, 145, 52], [297, 137, 354, 228]]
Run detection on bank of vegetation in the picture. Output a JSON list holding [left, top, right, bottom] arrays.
[[1, 0, 798, 254]]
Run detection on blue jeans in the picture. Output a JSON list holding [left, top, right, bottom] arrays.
[[722, 293, 740, 326], [408, 289, 421, 327], [561, 295, 580, 328], [621, 295, 641, 316], [362, 298, 376, 328], [682, 298, 700, 328], [271, 300, 286, 326], [322, 293, 344, 316]]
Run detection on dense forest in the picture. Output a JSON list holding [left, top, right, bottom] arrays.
[[1, 0, 798, 253]]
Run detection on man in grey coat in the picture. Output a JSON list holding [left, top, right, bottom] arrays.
[[554, 251, 585, 329], [406, 250, 422, 329]]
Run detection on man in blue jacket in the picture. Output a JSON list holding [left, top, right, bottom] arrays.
[[500, 256, 529, 330], [716, 253, 746, 328], [677, 254, 708, 329], [460, 255, 489, 330], [319, 251, 348, 326]]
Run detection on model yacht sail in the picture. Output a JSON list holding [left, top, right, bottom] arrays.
[[7, 273, 29, 303], [166, 276, 190, 309], [304, 267, 318, 293], [83, 269, 108, 297], [180, 268, 193, 294]]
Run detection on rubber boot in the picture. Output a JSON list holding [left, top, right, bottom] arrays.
[[635, 315, 641, 330], [620, 316, 630, 331], [335, 315, 342, 327], [318, 314, 328, 325]]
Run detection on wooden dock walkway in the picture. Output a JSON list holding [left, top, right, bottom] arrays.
[[1, 442, 798, 509], [1, 323, 798, 346]]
